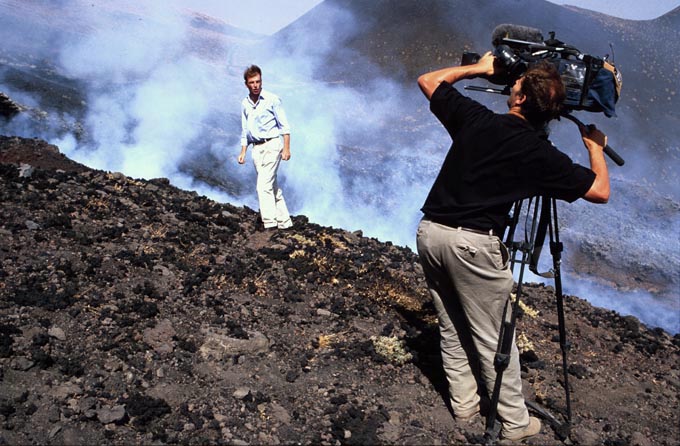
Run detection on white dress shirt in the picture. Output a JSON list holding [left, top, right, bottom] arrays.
[[240, 89, 290, 146]]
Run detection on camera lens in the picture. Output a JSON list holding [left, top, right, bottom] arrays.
[[494, 45, 527, 82]]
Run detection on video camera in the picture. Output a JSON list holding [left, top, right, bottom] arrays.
[[462, 24, 622, 118]]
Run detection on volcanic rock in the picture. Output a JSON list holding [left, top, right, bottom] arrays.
[[0, 137, 678, 445], [0, 3, 672, 443]]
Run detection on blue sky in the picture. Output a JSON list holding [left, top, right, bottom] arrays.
[[190, 0, 679, 34], [547, 0, 678, 20]]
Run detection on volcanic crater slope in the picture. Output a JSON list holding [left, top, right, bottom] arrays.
[[1, 137, 679, 446]]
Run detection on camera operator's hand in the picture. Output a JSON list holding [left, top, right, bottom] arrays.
[[476, 51, 497, 78], [417, 51, 497, 99], [579, 123, 607, 153], [580, 123, 611, 204]]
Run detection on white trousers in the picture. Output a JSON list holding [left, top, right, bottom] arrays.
[[416, 218, 530, 437], [251, 138, 292, 229]]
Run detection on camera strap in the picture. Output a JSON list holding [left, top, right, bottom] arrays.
[[529, 197, 553, 278]]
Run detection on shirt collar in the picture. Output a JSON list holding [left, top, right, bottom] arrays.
[[247, 90, 267, 107]]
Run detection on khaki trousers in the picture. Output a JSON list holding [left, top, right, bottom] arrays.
[[251, 138, 292, 229], [416, 218, 529, 436]]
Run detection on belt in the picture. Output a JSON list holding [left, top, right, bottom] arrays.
[[426, 217, 496, 236], [460, 227, 496, 236], [253, 137, 276, 146]]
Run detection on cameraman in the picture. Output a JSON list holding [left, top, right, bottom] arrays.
[[415, 52, 609, 442]]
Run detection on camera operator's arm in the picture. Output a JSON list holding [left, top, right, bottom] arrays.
[[418, 52, 496, 100], [580, 124, 610, 203]]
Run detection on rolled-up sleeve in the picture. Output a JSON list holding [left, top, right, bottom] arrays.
[[272, 97, 290, 135]]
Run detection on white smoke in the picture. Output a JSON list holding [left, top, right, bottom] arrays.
[[51, 3, 224, 181], [519, 263, 680, 335]]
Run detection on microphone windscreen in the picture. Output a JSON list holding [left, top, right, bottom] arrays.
[[492, 24, 544, 45]]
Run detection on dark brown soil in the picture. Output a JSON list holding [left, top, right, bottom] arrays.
[[1, 137, 678, 445]]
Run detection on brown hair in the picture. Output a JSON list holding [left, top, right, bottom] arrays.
[[243, 65, 262, 81], [519, 61, 566, 126]]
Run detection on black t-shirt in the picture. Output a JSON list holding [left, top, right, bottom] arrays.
[[421, 82, 596, 235]]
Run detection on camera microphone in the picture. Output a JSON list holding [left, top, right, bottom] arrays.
[[492, 24, 544, 46]]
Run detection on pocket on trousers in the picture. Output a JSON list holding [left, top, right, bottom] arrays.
[[465, 239, 509, 271], [257, 147, 280, 168], [488, 240, 510, 270]]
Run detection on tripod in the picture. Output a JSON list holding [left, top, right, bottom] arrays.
[[483, 195, 572, 443]]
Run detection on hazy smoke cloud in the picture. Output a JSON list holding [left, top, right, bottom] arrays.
[[1, 1, 677, 333]]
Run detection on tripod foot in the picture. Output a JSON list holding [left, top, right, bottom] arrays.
[[482, 419, 502, 445], [526, 400, 571, 440]]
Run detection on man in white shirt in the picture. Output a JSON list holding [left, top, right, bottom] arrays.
[[238, 65, 293, 230]]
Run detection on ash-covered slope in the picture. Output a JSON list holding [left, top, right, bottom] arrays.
[[1, 137, 678, 445]]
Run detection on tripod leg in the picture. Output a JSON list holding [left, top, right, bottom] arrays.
[[484, 263, 530, 442], [484, 297, 513, 440], [550, 198, 572, 433], [485, 198, 535, 442]]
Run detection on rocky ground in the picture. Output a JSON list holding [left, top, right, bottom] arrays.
[[1, 136, 678, 445]]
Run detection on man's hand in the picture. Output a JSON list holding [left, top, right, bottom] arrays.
[[281, 134, 291, 161], [580, 124, 610, 204], [417, 51, 497, 100], [476, 51, 497, 78], [579, 124, 607, 153], [238, 146, 247, 164]]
